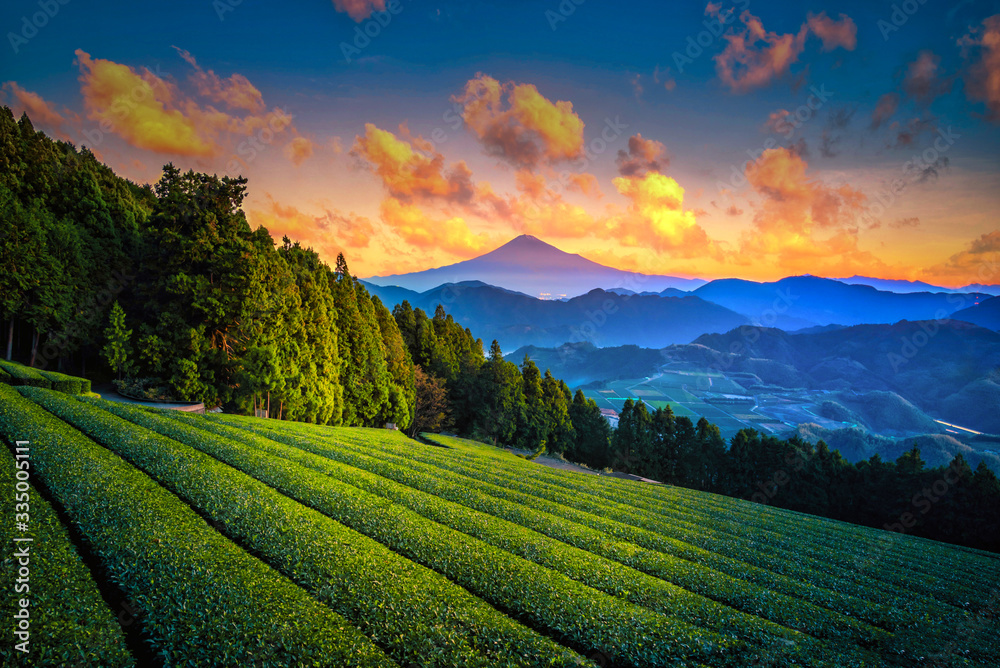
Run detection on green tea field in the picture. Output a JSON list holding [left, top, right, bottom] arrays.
[[2, 384, 998, 667]]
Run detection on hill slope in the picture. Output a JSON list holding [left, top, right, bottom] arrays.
[[366, 282, 749, 350], [952, 295, 1000, 330], [3, 385, 999, 667]]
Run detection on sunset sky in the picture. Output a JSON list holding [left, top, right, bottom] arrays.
[[2, 0, 999, 287]]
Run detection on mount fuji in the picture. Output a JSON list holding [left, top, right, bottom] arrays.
[[362, 235, 706, 299]]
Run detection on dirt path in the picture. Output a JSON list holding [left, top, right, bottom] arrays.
[[504, 448, 599, 475]]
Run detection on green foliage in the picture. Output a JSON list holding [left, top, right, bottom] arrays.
[[0, 445, 134, 667], [5, 385, 1000, 667], [0, 359, 51, 388], [59, 393, 587, 668], [0, 107, 151, 369], [199, 413, 864, 666], [101, 301, 131, 380], [1, 386, 393, 667], [35, 369, 85, 394], [123, 408, 729, 668]]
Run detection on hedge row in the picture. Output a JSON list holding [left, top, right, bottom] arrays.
[[352, 430, 920, 624], [240, 419, 1000, 665], [209, 414, 889, 649], [36, 370, 89, 395], [89, 398, 731, 668], [612, 466, 1000, 589], [5, 386, 395, 668], [419, 439, 965, 616], [0, 360, 51, 388], [425, 434, 987, 607], [0, 445, 134, 667], [399, 432, 998, 663], [163, 409, 870, 668], [446, 430, 1000, 588], [35, 390, 592, 668], [0, 360, 90, 394]]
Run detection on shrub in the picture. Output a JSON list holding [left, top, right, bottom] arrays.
[[38, 391, 592, 668], [96, 399, 730, 668], [0, 446, 134, 667], [2, 386, 393, 668], [36, 369, 85, 394], [0, 359, 51, 388]]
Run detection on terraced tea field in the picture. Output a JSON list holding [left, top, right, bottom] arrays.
[[2, 384, 999, 667]]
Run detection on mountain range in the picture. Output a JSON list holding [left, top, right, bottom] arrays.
[[515, 320, 1000, 436], [365, 235, 1000, 300], [362, 236, 998, 351], [364, 235, 706, 298], [690, 276, 991, 329], [363, 281, 749, 350]]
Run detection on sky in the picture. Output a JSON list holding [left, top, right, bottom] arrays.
[[2, 0, 1000, 287]]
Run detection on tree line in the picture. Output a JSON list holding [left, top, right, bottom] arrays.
[[598, 399, 1000, 552], [0, 106, 613, 448]]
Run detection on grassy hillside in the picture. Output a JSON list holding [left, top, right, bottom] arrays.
[[2, 385, 999, 667]]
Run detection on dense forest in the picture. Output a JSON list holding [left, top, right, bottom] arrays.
[[2, 106, 997, 552]]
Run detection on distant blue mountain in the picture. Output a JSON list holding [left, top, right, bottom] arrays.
[[693, 275, 990, 329], [952, 296, 1000, 330], [361, 280, 747, 351], [837, 275, 1000, 296], [834, 275, 955, 293]]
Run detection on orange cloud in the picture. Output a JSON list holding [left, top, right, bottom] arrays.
[[515, 169, 548, 199], [739, 147, 887, 275], [611, 171, 717, 258], [76, 49, 215, 156], [332, 0, 386, 21], [0, 82, 73, 140], [352, 123, 473, 202], [713, 9, 856, 93], [249, 194, 374, 262], [75, 49, 294, 158], [566, 172, 601, 197], [615, 133, 668, 177], [763, 109, 793, 135], [923, 230, 1000, 286], [379, 197, 491, 257], [870, 92, 899, 129], [961, 15, 1000, 123], [714, 10, 809, 93], [903, 51, 951, 105], [519, 199, 606, 239], [174, 47, 265, 113], [806, 12, 857, 51], [453, 73, 585, 168], [284, 136, 314, 166]]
